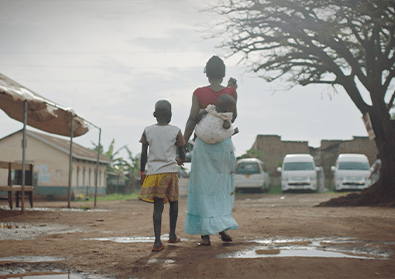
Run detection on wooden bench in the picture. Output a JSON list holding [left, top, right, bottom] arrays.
[[0, 161, 34, 209]]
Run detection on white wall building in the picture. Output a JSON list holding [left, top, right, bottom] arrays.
[[0, 129, 112, 200]]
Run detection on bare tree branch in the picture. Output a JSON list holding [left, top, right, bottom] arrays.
[[388, 90, 395, 111], [202, 0, 395, 114]]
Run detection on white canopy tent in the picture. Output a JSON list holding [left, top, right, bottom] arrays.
[[0, 73, 102, 211]]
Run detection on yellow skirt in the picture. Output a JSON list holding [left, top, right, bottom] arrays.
[[139, 173, 179, 204]]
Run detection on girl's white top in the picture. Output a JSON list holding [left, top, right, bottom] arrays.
[[140, 124, 185, 175]]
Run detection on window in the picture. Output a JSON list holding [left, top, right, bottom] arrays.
[[338, 162, 369, 170], [283, 162, 314, 171], [236, 162, 260, 175]]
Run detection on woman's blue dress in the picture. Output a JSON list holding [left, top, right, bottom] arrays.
[[184, 137, 239, 235]]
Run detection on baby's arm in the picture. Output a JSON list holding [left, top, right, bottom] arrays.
[[197, 109, 208, 122]]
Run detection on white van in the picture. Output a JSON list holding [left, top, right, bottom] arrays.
[[331, 153, 371, 191], [277, 154, 319, 192], [234, 158, 271, 193]]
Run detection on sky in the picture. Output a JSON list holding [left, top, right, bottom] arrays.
[[0, 0, 378, 163]]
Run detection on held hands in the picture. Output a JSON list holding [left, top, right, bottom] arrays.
[[140, 172, 146, 186], [176, 157, 184, 166]]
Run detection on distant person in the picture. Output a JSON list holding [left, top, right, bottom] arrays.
[[138, 100, 186, 252], [316, 166, 326, 193], [183, 55, 239, 246], [369, 154, 381, 184], [194, 93, 239, 144]]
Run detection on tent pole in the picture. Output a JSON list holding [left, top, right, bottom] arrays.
[[21, 100, 27, 213], [68, 113, 74, 208], [94, 128, 101, 207]]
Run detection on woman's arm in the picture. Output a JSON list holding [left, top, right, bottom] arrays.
[[232, 91, 238, 123], [228, 78, 238, 123], [183, 95, 201, 143]]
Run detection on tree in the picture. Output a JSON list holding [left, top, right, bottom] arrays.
[[205, 0, 395, 206], [237, 148, 264, 160], [91, 139, 129, 193], [124, 146, 141, 190], [91, 140, 141, 192]]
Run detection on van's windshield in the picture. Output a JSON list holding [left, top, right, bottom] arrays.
[[283, 162, 314, 171], [338, 162, 369, 170], [236, 162, 260, 175]]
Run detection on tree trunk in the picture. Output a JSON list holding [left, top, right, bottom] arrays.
[[317, 111, 395, 207]]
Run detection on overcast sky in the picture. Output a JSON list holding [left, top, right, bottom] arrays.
[[1, 0, 377, 162]]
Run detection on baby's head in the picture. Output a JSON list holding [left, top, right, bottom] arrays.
[[153, 100, 172, 124], [216, 94, 236, 113]]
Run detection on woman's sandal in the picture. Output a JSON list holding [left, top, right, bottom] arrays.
[[197, 240, 211, 246], [167, 237, 181, 243], [152, 242, 165, 252], [219, 231, 233, 242]]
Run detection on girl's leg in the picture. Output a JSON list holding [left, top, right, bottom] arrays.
[[153, 197, 164, 247], [169, 201, 178, 240]]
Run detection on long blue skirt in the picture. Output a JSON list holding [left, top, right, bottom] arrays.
[[184, 137, 239, 235]]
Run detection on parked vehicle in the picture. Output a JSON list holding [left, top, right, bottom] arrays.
[[277, 154, 319, 193], [331, 153, 371, 191], [234, 158, 271, 193]]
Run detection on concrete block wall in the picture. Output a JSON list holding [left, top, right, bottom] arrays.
[[249, 134, 378, 189], [252, 135, 313, 178]]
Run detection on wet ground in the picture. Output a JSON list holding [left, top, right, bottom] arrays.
[[0, 193, 394, 278]]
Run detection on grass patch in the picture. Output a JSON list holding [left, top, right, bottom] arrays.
[[234, 185, 283, 196], [73, 192, 140, 202], [267, 185, 282, 194], [325, 189, 336, 194]]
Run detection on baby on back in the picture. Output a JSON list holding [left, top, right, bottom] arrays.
[[194, 94, 238, 144]]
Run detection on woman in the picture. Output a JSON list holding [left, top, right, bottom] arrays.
[[183, 55, 239, 246]]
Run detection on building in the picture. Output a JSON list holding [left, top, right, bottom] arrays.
[[0, 129, 112, 200], [250, 134, 377, 188]]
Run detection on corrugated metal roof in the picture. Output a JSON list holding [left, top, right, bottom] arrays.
[[0, 73, 89, 137], [25, 129, 112, 164]]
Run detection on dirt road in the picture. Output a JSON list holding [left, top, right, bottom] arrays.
[[0, 193, 394, 278]]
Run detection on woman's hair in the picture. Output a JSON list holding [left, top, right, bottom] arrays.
[[204, 55, 225, 79]]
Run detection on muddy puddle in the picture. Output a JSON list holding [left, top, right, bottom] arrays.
[[0, 222, 86, 240], [217, 236, 393, 260], [0, 256, 65, 263], [0, 270, 110, 279], [0, 262, 110, 279], [87, 234, 192, 243], [0, 206, 110, 212], [0, 273, 84, 279]]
